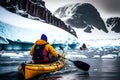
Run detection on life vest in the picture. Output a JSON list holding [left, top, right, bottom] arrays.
[[33, 44, 49, 63]]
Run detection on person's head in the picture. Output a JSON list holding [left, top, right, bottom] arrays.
[[41, 34, 47, 42]]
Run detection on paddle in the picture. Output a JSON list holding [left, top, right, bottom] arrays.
[[59, 46, 90, 71]]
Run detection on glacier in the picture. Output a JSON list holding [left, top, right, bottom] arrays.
[[0, 6, 77, 44]]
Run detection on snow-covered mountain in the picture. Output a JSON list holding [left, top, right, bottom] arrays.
[[53, 3, 120, 47], [106, 17, 120, 33], [54, 3, 108, 33], [54, 3, 120, 34]]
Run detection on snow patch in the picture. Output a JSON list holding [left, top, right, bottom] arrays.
[[66, 54, 87, 59], [102, 54, 117, 59], [1, 53, 24, 58]]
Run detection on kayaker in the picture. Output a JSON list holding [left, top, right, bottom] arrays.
[[30, 34, 59, 63], [80, 43, 88, 50]]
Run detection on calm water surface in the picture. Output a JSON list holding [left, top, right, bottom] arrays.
[[0, 49, 120, 80], [0, 58, 120, 80]]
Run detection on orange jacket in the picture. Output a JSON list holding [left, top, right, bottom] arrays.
[[30, 39, 58, 58]]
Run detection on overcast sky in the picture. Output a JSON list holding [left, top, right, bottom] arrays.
[[43, 0, 120, 18]]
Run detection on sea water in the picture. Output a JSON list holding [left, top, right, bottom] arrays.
[[0, 48, 120, 80]]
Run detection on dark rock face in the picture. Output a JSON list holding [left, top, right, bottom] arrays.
[[0, 0, 18, 12], [0, 0, 77, 37], [106, 17, 120, 33], [54, 3, 108, 33]]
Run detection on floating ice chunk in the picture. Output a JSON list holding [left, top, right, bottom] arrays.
[[93, 55, 100, 58], [102, 54, 117, 59], [66, 54, 87, 58], [1, 53, 24, 58]]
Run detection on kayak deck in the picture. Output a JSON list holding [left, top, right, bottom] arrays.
[[18, 53, 65, 79]]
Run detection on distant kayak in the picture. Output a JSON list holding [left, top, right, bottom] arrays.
[[80, 47, 88, 50], [18, 53, 65, 79]]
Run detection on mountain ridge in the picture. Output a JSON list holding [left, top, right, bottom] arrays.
[[54, 3, 120, 34]]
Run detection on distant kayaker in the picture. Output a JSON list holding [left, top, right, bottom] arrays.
[[30, 34, 59, 63], [80, 43, 88, 50]]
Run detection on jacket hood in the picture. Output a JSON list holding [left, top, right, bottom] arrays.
[[35, 39, 48, 45]]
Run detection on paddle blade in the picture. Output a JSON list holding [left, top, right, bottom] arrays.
[[73, 61, 90, 71]]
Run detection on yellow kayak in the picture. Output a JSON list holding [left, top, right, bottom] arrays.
[[18, 53, 65, 79]]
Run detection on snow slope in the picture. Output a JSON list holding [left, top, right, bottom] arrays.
[[0, 7, 77, 44], [74, 27, 120, 47]]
